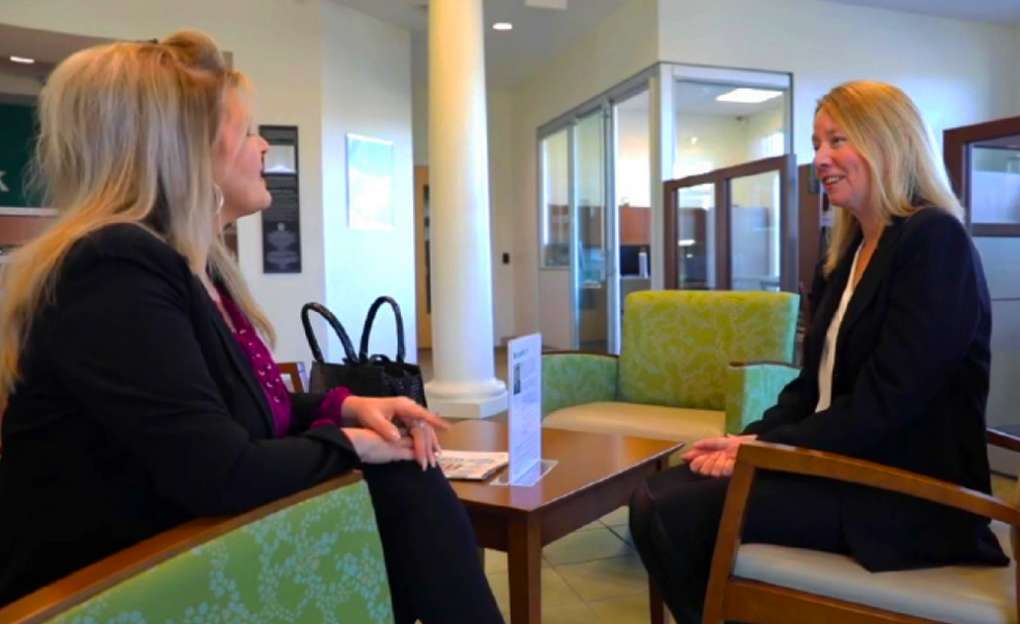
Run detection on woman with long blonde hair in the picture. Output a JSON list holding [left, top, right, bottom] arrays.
[[630, 80, 1006, 623], [0, 32, 502, 622]]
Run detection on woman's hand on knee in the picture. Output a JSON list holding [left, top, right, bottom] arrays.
[[343, 427, 417, 464], [683, 434, 756, 478]]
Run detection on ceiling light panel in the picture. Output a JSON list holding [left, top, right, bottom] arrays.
[[716, 88, 783, 104]]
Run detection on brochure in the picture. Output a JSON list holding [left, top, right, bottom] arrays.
[[439, 450, 510, 481]]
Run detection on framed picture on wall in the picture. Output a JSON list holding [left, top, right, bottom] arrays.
[[346, 133, 394, 230]]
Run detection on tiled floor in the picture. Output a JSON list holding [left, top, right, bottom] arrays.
[[483, 505, 654, 624]]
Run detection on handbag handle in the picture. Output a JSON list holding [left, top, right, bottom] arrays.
[[300, 302, 359, 364], [358, 296, 406, 364]]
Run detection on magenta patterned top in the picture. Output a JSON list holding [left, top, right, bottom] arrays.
[[217, 287, 349, 437]]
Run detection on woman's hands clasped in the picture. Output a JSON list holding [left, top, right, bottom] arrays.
[[682, 434, 757, 477], [341, 395, 449, 470]]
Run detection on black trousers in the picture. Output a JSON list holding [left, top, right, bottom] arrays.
[[362, 461, 503, 624], [629, 464, 848, 624]]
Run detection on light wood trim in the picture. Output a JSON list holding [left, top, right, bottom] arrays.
[[702, 454, 757, 623], [703, 441, 1020, 623], [735, 442, 1020, 526], [0, 472, 364, 623], [541, 350, 619, 360], [277, 361, 305, 393], [728, 360, 798, 369]]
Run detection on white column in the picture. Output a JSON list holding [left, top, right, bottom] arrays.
[[425, 0, 507, 418]]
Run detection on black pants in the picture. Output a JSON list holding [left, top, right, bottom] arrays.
[[629, 464, 848, 624], [362, 462, 503, 623]]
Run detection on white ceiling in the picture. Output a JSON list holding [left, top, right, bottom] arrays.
[[673, 81, 786, 117], [823, 0, 1020, 24], [334, 0, 631, 88], [0, 23, 110, 81]]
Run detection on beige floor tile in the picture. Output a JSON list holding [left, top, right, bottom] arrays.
[[484, 548, 508, 574], [992, 473, 1016, 500], [486, 565, 585, 616], [587, 591, 655, 624], [554, 553, 648, 602], [543, 526, 633, 566], [608, 523, 633, 545], [483, 548, 552, 574], [599, 505, 629, 527]]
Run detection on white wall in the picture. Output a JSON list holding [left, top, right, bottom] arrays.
[[0, 71, 41, 98], [488, 88, 516, 343], [657, 0, 1020, 161], [0, 0, 418, 364], [409, 34, 517, 345], [411, 32, 428, 167], [616, 102, 651, 207], [320, 2, 416, 361], [514, 0, 659, 335]]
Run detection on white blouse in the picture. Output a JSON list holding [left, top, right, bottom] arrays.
[[815, 244, 863, 413]]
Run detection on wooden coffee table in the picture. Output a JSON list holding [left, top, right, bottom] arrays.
[[438, 420, 683, 624]]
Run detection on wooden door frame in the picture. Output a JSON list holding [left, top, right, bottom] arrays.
[[663, 154, 798, 291], [944, 115, 1020, 237], [413, 166, 432, 350]]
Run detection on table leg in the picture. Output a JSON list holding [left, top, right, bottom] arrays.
[[507, 513, 541, 624], [649, 456, 671, 624]]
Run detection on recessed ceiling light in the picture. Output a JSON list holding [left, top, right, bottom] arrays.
[[716, 88, 783, 104], [492, 22, 513, 31], [9, 55, 35, 65], [690, 136, 699, 145]]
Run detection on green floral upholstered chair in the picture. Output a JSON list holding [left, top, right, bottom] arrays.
[[542, 290, 800, 449], [0, 473, 393, 624]]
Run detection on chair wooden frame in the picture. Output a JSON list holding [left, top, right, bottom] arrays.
[[0, 472, 363, 623], [702, 435, 1020, 624], [277, 361, 306, 393]]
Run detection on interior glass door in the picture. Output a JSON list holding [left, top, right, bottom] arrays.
[[613, 88, 651, 352], [572, 109, 608, 352], [674, 183, 716, 289], [730, 170, 781, 290]]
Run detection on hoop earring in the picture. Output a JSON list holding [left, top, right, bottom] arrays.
[[213, 184, 224, 214]]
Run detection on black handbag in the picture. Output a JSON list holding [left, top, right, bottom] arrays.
[[300, 297, 428, 406]]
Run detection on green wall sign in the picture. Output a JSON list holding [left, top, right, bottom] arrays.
[[0, 103, 38, 208]]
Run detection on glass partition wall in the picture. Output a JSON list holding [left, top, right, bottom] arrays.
[[537, 63, 792, 353]]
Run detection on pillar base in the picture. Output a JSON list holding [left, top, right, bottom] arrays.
[[425, 378, 508, 419]]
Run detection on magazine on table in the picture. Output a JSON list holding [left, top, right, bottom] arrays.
[[438, 450, 509, 481]]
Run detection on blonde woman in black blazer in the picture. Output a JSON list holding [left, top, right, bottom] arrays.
[[630, 81, 1007, 623], [0, 32, 502, 622]]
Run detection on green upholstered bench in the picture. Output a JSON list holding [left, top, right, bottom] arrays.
[[0, 473, 393, 624], [542, 290, 800, 450]]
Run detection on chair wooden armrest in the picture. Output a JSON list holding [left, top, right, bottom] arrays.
[[988, 427, 1020, 453], [0, 472, 364, 623], [703, 441, 1020, 624]]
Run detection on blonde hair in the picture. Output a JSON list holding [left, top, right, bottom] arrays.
[[0, 31, 274, 413], [818, 80, 963, 276]]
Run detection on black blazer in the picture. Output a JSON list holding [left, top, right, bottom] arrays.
[[0, 224, 360, 605], [744, 208, 1007, 571]]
